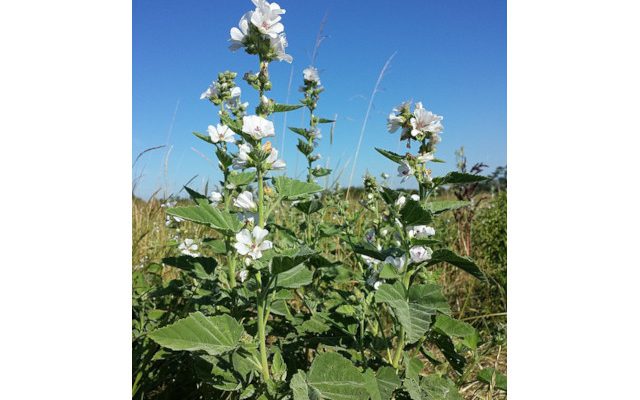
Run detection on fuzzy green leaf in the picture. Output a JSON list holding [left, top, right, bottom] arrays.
[[365, 367, 401, 400], [162, 256, 216, 280], [433, 315, 478, 349], [227, 171, 256, 187], [420, 375, 462, 400], [306, 352, 369, 400], [375, 147, 405, 164], [425, 200, 471, 214], [427, 249, 485, 281], [166, 204, 241, 234], [193, 131, 214, 144], [432, 172, 489, 186], [295, 199, 324, 215], [401, 200, 433, 226], [148, 312, 243, 356], [317, 118, 335, 124], [273, 103, 304, 112], [184, 186, 210, 206], [477, 368, 507, 391], [274, 264, 313, 288], [376, 282, 449, 343], [273, 176, 323, 199]]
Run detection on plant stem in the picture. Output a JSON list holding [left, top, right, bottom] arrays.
[[392, 326, 404, 368], [256, 289, 270, 381]]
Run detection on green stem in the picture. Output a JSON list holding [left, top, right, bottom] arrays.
[[256, 285, 270, 381], [257, 168, 265, 227], [392, 326, 405, 368]]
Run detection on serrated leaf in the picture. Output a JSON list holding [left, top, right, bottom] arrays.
[[273, 176, 323, 199], [477, 368, 507, 391], [167, 204, 241, 234], [365, 367, 401, 400], [148, 312, 243, 356], [425, 200, 470, 214], [184, 186, 210, 206], [401, 200, 433, 226], [291, 371, 320, 400], [289, 126, 309, 138], [404, 355, 424, 380], [162, 256, 217, 280], [376, 282, 449, 343], [227, 171, 256, 187], [295, 199, 324, 215], [297, 313, 331, 334], [274, 103, 303, 112], [335, 304, 357, 316], [271, 246, 316, 274], [297, 139, 314, 155], [432, 172, 489, 186], [272, 347, 287, 381], [375, 147, 405, 164], [311, 167, 331, 177], [427, 249, 485, 281], [306, 352, 369, 400], [193, 131, 214, 144], [433, 315, 477, 349], [403, 378, 422, 400], [420, 375, 462, 400], [379, 263, 401, 280], [274, 264, 313, 288]]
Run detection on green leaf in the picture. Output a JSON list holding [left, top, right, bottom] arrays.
[[311, 167, 331, 177], [425, 200, 471, 214], [365, 367, 401, 400], [433, 315, 478, 349], [375, 147, 405, 164], [295, 199, 324, 215], [477, 368, 507, 391], [271, 246, 316, 274], [297, 313, 331, 334], [427, 249, 485, 281], [162, 256, 217, 280], [379, 263, 401, 280], [273, 103, 303, 112], [432, 172, 489, 186], [148, 312, 243, 356], [306, 352, 369, 400], [227, 171, 256, 187], [273, 176, 323, 199], [317, 118, 335, 124], [271, 347, 287, 381], [202, 238, 227, 254], [193, 131, 213, 144], [297, 139, 314, 155], [274, 264, 313, 288], [431, 333, 466, 374], [403, 378, 422, 400], [167, 204, 241, 234], [335, 304, 357, 316], [289, 126, 309, 138], [420, 375, 462, 400], [375, 282, 448, 343], [184, 186, 210, 206], [404, 355, 424, 380], [401, 200, 433, 226], [290, 371, 320, 400]]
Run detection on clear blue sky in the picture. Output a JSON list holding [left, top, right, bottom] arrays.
[[133, 0, 506, 199]]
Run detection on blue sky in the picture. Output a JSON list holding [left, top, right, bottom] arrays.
[[133, 0, 506, 199]]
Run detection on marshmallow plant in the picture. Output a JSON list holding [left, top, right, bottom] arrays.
[[139, 2, 492, 399]]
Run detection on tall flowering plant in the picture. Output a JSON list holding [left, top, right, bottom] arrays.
[[138, 1, 493, 399]]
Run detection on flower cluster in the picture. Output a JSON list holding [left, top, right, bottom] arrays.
[[229, 0, 292, 63], [387, 101, 443, 146], [233, 226, 273, 263], [232, 139, 286, 172], [201, 71, 248, 118]]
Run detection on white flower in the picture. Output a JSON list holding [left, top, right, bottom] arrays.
[[387, 113, 405, 133], [233, 143, 252, 169], [200, 82, 218, 100], [234, 191, 257, 211], [380, 228, 389, 237], [409, 246, 433, 264], [270, 34, 293, 63], [266, 147, 286, 170], [233, 226, 273, 260], [210, 191, 223, 204], [208, 124, 236, 143], [303, 66, 320, 84], [178, 239, 200, 257], [238, 212, 257, 225], [226, 86, 244, 108], [229, 12, 252, 51], [250, 0, 285, 38], [395, 195, 406, 208], [410, 103, 443, 138], [417, 152, 435, 163], [238, 269, 249, 282], [309, 127, 322, 139], [397, 161, 413, 182], [361, 255, 380, 267], [410, 194, 420, 201], [365, 229, 376, 244], [385, 255, 407, 271], [407, 225, 436, 239], [242, 115, 275, 140], [366, 272, 383, 290]]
